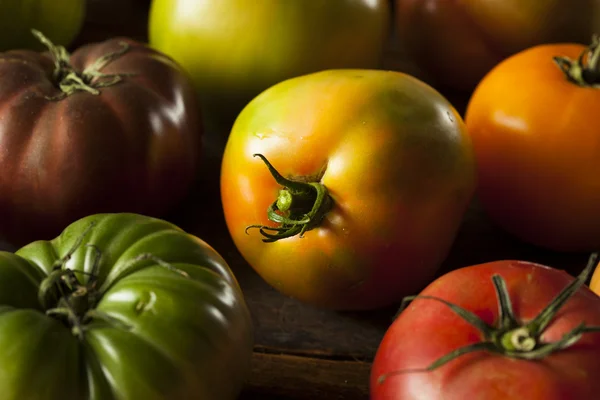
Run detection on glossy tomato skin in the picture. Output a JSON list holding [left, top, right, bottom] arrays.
[[371, 260, 600, 400], [0, 0, 85, 51], [221, 69, 476, 310], [588, 262, 600, 295], [464, 43, 600, 252], [0, 213, 253, 399], [149, 0, 390, 122], [0, 38, 201, 246], [395, 0, 598, 91]]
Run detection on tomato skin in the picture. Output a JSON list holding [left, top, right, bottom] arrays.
[[0, 37, 201, 246], [464, 43, 600, 252], [148, 0, 390, 121], [0, 213, 253, 399], [394, 0, 598, 91], [371, 260, 600, 400], [220, 69, 475, 310], [588, 262, 600, 295], [0, 0, 85, 51]]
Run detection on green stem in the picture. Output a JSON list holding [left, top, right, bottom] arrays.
[[553, 35, 600, 87], [492, 274, 518, 331], [500, 327, 536, 352], [31, 29, 134, 100], [377, 252, 600, 384], [37, 223, 188, 339], [38, 222, 96, 310], [245, 154, 333, 243]]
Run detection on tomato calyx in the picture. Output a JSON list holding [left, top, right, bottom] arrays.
[[554, 35, 600, 88], [377, 253, 600, 384], [245, 153, 333, 243], [32, 29, 134, 101], [37, 222, 190, 339]]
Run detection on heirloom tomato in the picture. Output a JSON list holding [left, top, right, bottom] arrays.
[[220, 69, 476, 310], [0, 213, 254, 399], [149, 0, 390, 122], [0, 31, 201, 246], [465, 38, 600, 252], [588, 259, 600, 294], [0, 0, 85, 51], [394, 0, 599, 91], [372, 254, 600, 400]]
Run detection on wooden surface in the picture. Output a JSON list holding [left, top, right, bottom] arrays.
[[23, 1, 593, 399]]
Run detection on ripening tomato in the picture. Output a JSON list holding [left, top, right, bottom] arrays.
[[394, 0, 599, 91], [148, 0, 391, 122], [372, 255, 600, 400], [220, 69, 476, 310], [464, 39, 600, 252]]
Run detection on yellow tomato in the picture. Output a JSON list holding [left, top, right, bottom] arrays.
[[149, 0, 390, 122]]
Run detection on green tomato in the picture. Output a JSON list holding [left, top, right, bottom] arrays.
[[148, 0, 390, 123], [0, 213, 253, 399], [0, 0, 85, 51]]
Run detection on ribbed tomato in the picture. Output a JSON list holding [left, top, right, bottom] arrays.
[[0, 32, 201, 246], [0, 213, 253, 399]]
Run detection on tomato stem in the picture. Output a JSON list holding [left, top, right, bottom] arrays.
[[378, 252, 600, 385], [499, 327, 536, 351], [32, 29, 134, 100], [245, 154, 333, 243], [38, 222, 97, 311], [553, 35, 600, 88], [37, 223, 190, 339]]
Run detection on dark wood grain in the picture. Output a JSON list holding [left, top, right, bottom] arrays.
[[63, 1, 593, 398], [243, 352, 372, 400]]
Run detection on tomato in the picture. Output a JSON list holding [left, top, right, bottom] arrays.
[[0, 32, 201, 246], [587, 259, 600, 294], [0, 213, 253, 399], [371, 254, 600, 400], [0, 0, 85, 51], [220, 69, 476, 310], [464, 39, 600, 252], [394, 0, 599, 92], [148, 0, 390, 123]]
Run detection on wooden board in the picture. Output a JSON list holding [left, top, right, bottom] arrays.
[[17, 1, 592, 398]]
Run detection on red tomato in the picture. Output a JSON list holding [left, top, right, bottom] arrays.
[[220, 69, 475, 310], [371, 254, 600, 400], [464, 38, 600, 252], [394, 0, 598, 92]]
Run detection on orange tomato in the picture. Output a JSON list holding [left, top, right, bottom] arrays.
[[591, 261, 600, 294], [465, 38, 600, 252], [221, 69, 475, 310]]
